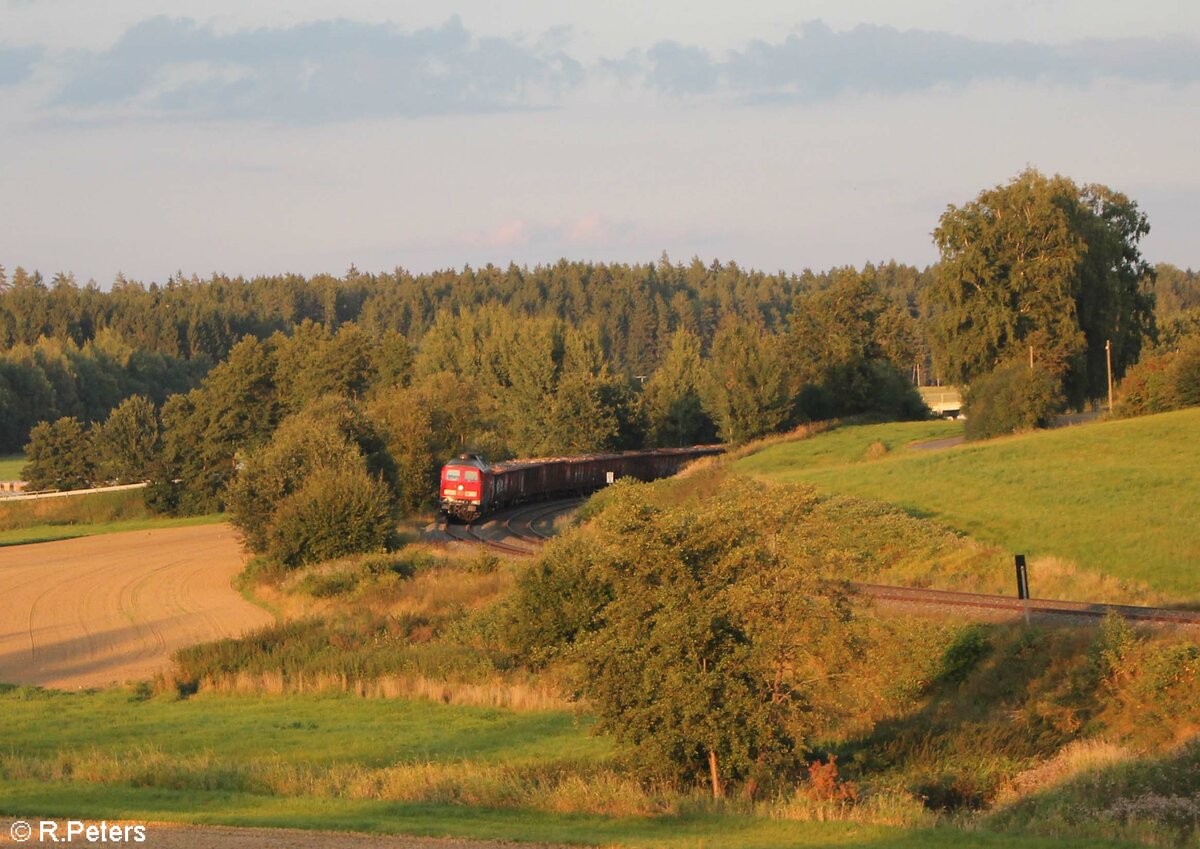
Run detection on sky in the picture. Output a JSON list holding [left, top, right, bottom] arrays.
[[1, 1, 1198, 285]]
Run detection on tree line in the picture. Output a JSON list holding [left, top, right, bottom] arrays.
[[9, 167, 1200, 479], [22, 281, 926, 498], [0, 332, 202, 455]]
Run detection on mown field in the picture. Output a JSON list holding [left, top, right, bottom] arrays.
[[735, 409, 1200, 598], [0, 687, 1148, 849]]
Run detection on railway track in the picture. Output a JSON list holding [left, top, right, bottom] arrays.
[[439, 498, 583, 557], [857, 583, 1200, 626], [503, 500, 579, 542], [441, 521, 534, 556], [436, 503, 1200, 627]]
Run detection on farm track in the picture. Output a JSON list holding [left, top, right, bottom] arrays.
[[0, 819, 548, 849], [442, 507, 1200, 627]]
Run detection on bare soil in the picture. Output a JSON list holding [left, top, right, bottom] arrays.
[[0, 524, 272, 689]]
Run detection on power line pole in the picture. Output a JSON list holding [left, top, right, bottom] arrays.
[[1106, 339, 1114, 414]]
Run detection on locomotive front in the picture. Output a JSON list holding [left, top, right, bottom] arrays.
[[439, 453, 490, 522]]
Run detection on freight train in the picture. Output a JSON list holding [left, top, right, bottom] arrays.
[[438, 446, 722, 522]]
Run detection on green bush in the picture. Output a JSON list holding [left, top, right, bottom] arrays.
[[506, 535, 613, 666], [963, 361, 1063, 440], [290, 550, 432, 598], [265, 466, 395, 568], [227, 397, 403, 565], [1118, 335, 1200, 417]]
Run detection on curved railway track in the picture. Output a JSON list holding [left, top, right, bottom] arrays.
[[438, 507, 1200, 627], [439, 498, 583, 557]]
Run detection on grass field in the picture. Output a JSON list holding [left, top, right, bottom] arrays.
[[739, 419, 964, 469], [0, 783, 1141, 849], [0, 688, 1142, 849], [0, 512, 223, 546], [0, 453, 25, 480], [0, 487, 223, 546], [735, 409, 1200, 597]]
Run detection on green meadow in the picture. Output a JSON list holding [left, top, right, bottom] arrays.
[[0, 454, 25, 480], [0, 688, 1141, 849], [735, 409, 1200, 597], [0, 512, 224, 547]]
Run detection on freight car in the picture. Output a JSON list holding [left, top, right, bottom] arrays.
[[438, 446, 722, 522]]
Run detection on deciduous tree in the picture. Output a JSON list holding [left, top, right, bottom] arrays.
[[22, 416, 96, 491], [95, 395, 160, 483], [928, 169, 1154, 408]]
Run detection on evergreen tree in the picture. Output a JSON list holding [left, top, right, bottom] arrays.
[[544, 326, 620, 454], [699, 318, 791, 444], [643, 328, 712, 446], [367, 386, 435, 514]]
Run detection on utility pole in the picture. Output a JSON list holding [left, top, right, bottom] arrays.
[[1029, 344, 1034, 369], [1106, 340, 1114, 414]]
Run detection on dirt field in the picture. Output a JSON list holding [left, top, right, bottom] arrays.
[[0, 524, 273, 689]]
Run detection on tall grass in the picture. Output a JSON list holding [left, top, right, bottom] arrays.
[[0, 488, 223, 546], [182, 549, 538, 706], [4, 608, 1199, 845], [0, 488, 149, 530], [985, 740, 1200, 847]]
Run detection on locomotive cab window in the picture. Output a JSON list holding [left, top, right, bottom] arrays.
[[464, 470, 479, 482], [445, 469, 461, 481]]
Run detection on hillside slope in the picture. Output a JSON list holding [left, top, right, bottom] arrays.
[[735, 409, 1200, 598]]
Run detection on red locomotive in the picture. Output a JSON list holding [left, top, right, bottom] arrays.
[[439, 447, 722, 522]]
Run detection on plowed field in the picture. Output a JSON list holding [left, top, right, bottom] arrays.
[[0, 524, 271, 688]]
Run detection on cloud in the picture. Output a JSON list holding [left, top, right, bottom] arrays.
[[49, 15, 584, 123], [11, 16, 1200, 125], [637, 21, 1200, 101], [0, 44, 40, 86], [464, 214, 645, 252], [478, 219, 530, 249], [646, 41, 718, 95]]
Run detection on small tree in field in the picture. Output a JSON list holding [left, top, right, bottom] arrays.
[[513, 477, 859, 798], [226, 396, 398, 563]]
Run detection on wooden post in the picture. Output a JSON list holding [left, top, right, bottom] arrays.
[[1106, 339, 1114, 414], [708, 749, 724, 799], [1029, 344, 1034, 369]]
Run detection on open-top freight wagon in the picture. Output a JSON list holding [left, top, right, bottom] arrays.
[[438, 446, 722, 522]]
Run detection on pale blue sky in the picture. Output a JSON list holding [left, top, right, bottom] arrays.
[[1, 1, 1198, 283]]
